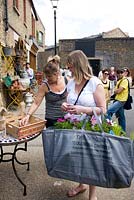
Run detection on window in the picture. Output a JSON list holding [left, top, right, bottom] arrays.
[[37, 31, 43, 45], [31, 14, 35, 37]]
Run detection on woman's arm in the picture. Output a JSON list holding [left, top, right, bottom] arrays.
[[19, 84, 47, 126], [93, 84, 106, 114]]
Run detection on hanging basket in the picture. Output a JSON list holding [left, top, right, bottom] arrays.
[[2, 46, 12, 56]]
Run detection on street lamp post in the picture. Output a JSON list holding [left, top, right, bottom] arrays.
[[50, 0, 59, 55]]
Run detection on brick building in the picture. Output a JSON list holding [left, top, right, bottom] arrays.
[[43, 28, 134, 80], [0, 0, 45, 106], [0, 0, 45, 74]]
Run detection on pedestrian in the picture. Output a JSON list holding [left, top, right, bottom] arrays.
[[123, 67, 132, 87], [106, 68, 128, 131], [100, 68, 110, 107], [25, 62, 34, 85], [109, 66, 117, 95], [20, 61, 67, 128], [61, 50, 106, 200], [62, 65, 72, 81]]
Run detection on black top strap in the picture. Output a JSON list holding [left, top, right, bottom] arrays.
[[74, 80, 89, 105]]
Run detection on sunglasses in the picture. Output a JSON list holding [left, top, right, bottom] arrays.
[[104, 73, 109, 75]]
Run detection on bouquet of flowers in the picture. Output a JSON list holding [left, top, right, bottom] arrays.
[[54, 113, 126, 137]]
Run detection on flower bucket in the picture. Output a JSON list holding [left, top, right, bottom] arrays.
[[2, 46, 12, 56]]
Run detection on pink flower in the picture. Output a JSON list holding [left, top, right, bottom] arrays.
[[64, 113, 79, 123], [57, 118, 66, 122], [64, 113, 72, 120], [91, 115, 97, 126]]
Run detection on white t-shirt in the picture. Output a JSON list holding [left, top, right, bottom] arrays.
[[67, 76, 102, 107], [26, 68, 34, 80]]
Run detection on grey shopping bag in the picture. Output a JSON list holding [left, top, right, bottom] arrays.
[[42, 129, 134, 188]]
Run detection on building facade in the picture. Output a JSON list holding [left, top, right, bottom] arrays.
[[0, 0, 45, 75], [43, 28, 134, 81], [0, 0, 45, 107]]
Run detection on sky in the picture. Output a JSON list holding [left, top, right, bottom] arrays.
[[33, 0, 134, 46]]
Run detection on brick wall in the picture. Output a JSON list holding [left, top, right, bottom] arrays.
[[59, 39, 75, 67], [95, 38, 134, 81], [38, 37, 134, 78]]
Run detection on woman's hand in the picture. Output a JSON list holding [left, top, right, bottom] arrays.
[[67, 105, 84, 114], [19, 114, 30, 126], [61, 102, 72, 111]]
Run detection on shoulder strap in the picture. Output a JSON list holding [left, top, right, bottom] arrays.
[[43, 80, 50, 91], [117, 78, 125, 88], [74, 80, 89, 105], [117, 78, 129, 93], [126, 78, 130, 93]]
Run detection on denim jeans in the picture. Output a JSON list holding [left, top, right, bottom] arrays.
[[107, 100, 126, 131]]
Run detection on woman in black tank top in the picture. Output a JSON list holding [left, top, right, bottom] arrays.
[[20, 60, 68, 127]]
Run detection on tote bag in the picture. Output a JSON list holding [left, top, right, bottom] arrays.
[[42, 128, 134, 188], [124, 79, 133, 110]]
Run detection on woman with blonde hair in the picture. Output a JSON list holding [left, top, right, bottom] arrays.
[[62, 50, 106, 200]]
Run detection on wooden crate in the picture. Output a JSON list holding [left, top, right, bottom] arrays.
[[6, 116, 46, 139]]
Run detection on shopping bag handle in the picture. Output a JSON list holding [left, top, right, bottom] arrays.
[[82, 108, 104, 133], [81, 115, 90, 130], [92, 107, 104, 133]]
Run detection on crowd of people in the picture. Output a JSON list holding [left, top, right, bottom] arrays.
[[19, 51, 133, 200], [98, 66, 132, 132]]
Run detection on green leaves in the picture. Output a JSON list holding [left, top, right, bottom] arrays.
[[54, 116, 126, 137]]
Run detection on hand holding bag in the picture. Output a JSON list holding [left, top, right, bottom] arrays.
[[42, 110, 134, 189]]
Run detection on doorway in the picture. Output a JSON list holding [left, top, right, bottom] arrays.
[[88, 58, 101, 76]]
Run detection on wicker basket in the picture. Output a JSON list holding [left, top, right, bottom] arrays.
[[6, 116, 46, 139]]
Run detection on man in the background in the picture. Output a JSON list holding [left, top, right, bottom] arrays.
[[109, 66, 117, 95], [107, 69, 128, 131], [25, 62, 34, 85]]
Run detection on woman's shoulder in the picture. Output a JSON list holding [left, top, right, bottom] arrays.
[[89, 76, 102, 84], [39, 80, 50, 92], [87, 76, 103, 92]]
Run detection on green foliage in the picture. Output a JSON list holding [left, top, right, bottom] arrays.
[[130, 131, 134, 140], [55, 121, 73, 129], [111, 123, 126, 136], [54, 116, 126, 137]]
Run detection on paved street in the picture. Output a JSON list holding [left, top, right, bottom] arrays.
[[0, 89, 134, 200]]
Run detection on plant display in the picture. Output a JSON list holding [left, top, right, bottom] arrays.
[[54, 113, 126, 137]]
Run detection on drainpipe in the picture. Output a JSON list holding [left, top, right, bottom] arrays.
[[4, 0, 8, 32]]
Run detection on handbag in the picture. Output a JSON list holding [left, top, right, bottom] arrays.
[[124, 93, 133, 110], [42, 111, 134, 189], [124, 80, 133, 110]]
